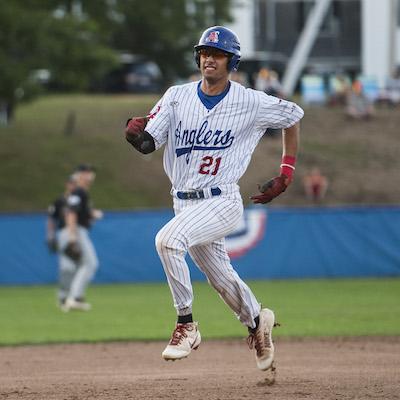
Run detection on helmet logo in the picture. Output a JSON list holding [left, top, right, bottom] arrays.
[[206, 30, 220, 43]]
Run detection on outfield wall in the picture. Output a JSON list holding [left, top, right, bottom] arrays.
[[0, 206, 399, 285]]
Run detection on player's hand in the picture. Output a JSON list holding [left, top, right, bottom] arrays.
[[250, 174, 291, 204], [92, 209, 103, 220], [125, 117, 148, 144]]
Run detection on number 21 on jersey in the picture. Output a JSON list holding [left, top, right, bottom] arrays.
[[199, 156, 221, 175]]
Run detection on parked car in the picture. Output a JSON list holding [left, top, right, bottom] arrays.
[[96, 53, 163, 93]]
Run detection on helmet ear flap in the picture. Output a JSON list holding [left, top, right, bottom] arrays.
[[226, 55, 233, 71], [228, 55, 240, 72]]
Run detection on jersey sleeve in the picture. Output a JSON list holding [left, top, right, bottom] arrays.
[[145, 88, 173, 149], [255, 92, 304, 130], [66, 192, 83, 213]]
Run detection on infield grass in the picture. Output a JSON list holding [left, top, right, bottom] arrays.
[[0, 278, 399, 345]]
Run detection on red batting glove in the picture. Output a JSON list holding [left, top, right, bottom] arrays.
[[125, 117, 148, 142]]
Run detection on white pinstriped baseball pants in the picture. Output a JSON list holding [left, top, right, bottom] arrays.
[[155, 191, 261, 328]]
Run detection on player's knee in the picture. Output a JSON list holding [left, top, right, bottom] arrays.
[[155, 230, 172, 254], [155, 229, 186, 255], [89, 259, 99, 273]]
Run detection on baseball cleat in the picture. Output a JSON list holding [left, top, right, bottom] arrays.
[[57, 298, 66, 309], [247, 308, 276, 371], [62, 298, 92, 312], [162, 322, 201, 361]]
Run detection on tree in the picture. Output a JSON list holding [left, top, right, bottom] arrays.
[[0, 0, 234, 124], [110, 0, 233, 82], [0, 0, 116, 124]]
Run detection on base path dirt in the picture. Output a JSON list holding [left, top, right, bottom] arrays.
[[0, 337, 399, 400]]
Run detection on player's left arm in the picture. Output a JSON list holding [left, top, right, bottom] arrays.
[[63, 209, 82, 261], [65, 210, 78, 243], [251, 121, 300, 204], [281, 121, 300, 185]]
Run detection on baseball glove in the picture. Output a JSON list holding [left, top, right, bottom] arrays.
[[64, 241, 82, 262], [250, 175, 289, 204]]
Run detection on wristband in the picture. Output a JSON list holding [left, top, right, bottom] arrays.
[[280, 155, 296, 179]]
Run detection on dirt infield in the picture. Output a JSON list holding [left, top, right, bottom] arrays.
[[0, 337, 399, 400]]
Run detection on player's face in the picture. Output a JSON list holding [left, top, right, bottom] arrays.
[[198, 47, 230, 81], [66, 181, 76, 193], [78, 171, 95, 188], [85, 171, 96, 185]]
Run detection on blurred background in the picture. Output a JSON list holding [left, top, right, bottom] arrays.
[[1, 0, 400, 209], [0, 0, 399, 344]]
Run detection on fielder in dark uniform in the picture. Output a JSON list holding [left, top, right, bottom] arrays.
[[58, 164, 103, 312], [47, 175, 76, 306]]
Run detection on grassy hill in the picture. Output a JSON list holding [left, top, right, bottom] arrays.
[[0, 94, 399, 212]]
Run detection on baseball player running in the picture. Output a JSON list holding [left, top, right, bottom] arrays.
[[58, 164, 102, 312], [125, 26, 303, 371]]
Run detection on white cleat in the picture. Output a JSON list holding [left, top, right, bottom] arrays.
[[62, 298, 92, 312], [162, 322, 201, 361], [247, 308, 276, 371]]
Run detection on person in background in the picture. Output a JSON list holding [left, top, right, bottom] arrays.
[[254, 68, 284, 98], [47, 175, 76, 306], [329, 74, 351, 106], [230, 71, 249, 87], [346, 80, 374, 120], [255, 68, 285, 137], [47, 175, 76, 253], [58, 164, 103, 312], [303, 167, 329, 204], [385, 67, 400, 106]]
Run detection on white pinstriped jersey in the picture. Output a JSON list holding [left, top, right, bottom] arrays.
[[146, 80, 304, 191]]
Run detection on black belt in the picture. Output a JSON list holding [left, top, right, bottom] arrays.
[[176, 187, 221, 200]]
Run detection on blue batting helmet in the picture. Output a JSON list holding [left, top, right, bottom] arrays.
[[194, 26, 241, 72]]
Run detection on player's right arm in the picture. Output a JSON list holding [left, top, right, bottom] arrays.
[[47, 204, 56, 240], [46, 206, 58, 252], [125, 88, 173, 153], [125, 117, 156, 154]]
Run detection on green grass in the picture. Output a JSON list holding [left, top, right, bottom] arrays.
[[0, 278, 399, 345], [0, 94, 162, 211], [2, 94, 400, 211]]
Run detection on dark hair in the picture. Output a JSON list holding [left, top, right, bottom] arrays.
[[75, 163, 96, 173]]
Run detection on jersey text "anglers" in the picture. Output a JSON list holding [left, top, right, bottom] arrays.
[[175, 120, 235, 157]]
